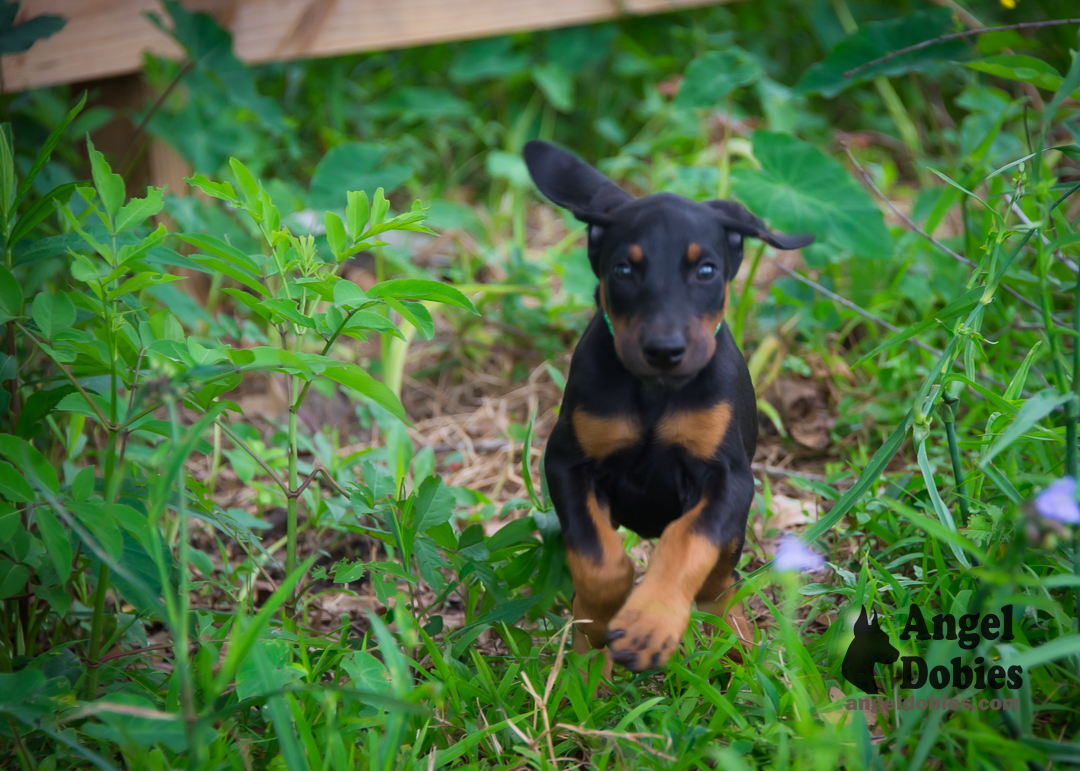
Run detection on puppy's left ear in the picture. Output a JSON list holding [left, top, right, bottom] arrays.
[[707, 200, 816, 277]]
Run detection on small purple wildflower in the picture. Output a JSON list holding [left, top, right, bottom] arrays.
[[773, 534, 826, 572], [1035, 477, 1080, 524]]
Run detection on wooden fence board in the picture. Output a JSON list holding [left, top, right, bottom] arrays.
[[2, 0, 736, 92]]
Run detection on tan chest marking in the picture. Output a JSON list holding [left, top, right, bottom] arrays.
[[657, 401, 733, 459], [573, 408, 642, 460]]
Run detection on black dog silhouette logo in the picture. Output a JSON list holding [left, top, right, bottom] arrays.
[[841, 607, 900, 694]]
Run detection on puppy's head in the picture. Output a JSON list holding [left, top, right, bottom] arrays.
[[524, 140, 815, 390]]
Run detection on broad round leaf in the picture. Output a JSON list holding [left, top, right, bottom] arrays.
[[731, 131, 892, 258], [795, 9, 967, 98], [31, 291, 75, 339], [675, 50, 761, 110]]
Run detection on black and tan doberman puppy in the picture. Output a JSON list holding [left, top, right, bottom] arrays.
[[525, 140, 814, 673]]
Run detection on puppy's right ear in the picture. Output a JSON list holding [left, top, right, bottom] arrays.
[[523, 140, 633, 224]]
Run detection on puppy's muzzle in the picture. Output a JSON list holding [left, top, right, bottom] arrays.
[[641, 332, 687, 370]]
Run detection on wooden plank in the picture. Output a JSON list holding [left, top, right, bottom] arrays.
[[2, 0, 735, 92]]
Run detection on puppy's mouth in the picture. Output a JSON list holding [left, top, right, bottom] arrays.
[[623, 364, 700, 391]]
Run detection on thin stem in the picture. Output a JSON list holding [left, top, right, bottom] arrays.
[[119, 61, 195, 176], [842, 144, 1059, 322], [8, 718, 36, 771], [774, 263, 941, 356], [1069, 251, 1080, 480], [287, 409, 298, 579], [733, 242, 766, 350], [844, 18, 1080, 79], [81, 562, 110, 700], [16, 323, 113, 428], [213, 419, 288, 493], [940, 393, 971, 526]]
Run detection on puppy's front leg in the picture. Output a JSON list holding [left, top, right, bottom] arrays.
[[545, 425, 635, 659], [607, 465, 753, 672]]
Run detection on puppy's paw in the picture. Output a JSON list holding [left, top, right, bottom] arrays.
[[606, 602, 690, 672]]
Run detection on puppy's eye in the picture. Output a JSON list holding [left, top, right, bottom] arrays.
[[613, 264, 632, 278], [697, 263, 717, 280]]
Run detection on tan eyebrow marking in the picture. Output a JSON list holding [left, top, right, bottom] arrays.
[[687, 243, 702, 262], [628, 244, 644, 263]]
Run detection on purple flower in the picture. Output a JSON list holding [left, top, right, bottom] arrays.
[[1035, 477, 1080, 524], [773, 535, 826, 572]]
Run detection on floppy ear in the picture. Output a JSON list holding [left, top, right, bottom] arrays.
[[706, 200, 816, 263], [524, 140, 634, 276], [523, 140, 634, 223]]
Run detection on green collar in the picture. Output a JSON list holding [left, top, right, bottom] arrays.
[[601, 310, 723, 336]]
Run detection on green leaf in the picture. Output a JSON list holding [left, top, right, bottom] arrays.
[[344, 311, 405, 339], [1043, 49, 1080, 140], [9, 181, 77, 248], [184, 173, 237, 203], [367, 278, 477, 313], [674, 50, 761, 109], [486, 151, 531, 188], [965, 55, 1065, 92], [0, 460, 33, 502], [0, 125, 12, 226], [347, 190, 370, 238], [86, 137, 125, 221], [261, 298, 315, 329], [35, 508, 71, 583], [0, 434, 59, 495], [322, 362, 407, 421], [190, 256, 267, 296], [332, 279, 369, 309], [108, 271, 183, 302], [732, 131, 892, 258], [795, 9, 967, 97], [72, 466, 95, 501], [450, 35, 529, 84], [334, 560, 366, 584], [15, 384, 74, 439], [31, 291, 76, 339], [0, 264, 23, 321], [1005, 342, 1042, 401], [176, 233, 261, 273], [69, 501, 123, 563], [0, 10, 64, 55], [531, 62, 575, 112], [229, 158, 260, 205], [1000, 634, 1080, 674], [853, 288, 982, 368], [309, 143, 410, 211], [413, 476, 455, 532], [384, 297, 434, 339], [222, 288, 270, 320], [325, 211, 346, 257], [461, 595, 539, 631], [980, 390, 1072, 467], [114, 186, 165, 232], [15, 92, 85, 212], [0, 560, 27, 601], [211, 555, 317, 699]]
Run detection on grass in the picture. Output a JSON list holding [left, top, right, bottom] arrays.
[[3, 1, 1080, 769]]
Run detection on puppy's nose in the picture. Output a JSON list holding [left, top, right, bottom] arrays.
[[642, 334, 686, 369]]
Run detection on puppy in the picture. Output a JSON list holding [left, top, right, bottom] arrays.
[[524, 140, 814, 672]]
